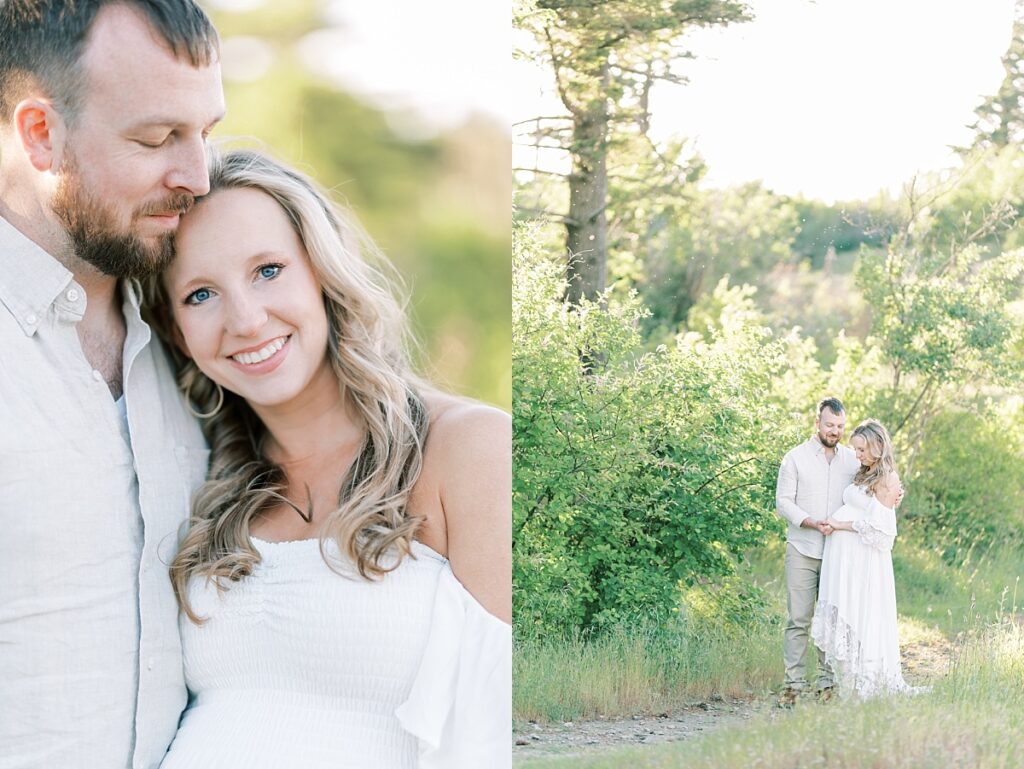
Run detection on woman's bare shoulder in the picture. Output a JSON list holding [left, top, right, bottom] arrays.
[[420, 391, 509, 459], [877, 470, 901, 507], [423, 390, 509, 430], [418, 390, 511, 622], [413, 388, 510, 517]]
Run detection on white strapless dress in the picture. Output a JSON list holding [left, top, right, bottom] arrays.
[[159, 538, 511, 769], [811, 483, 914, 698]]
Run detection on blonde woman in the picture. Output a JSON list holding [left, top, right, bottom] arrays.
[[810, 419, 913, 698], [147, 149, 511, 768]]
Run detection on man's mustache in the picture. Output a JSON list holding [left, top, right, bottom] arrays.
[[136, 194, 195, 218]]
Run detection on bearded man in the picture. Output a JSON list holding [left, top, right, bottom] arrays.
[[0, 2, 224, 766]]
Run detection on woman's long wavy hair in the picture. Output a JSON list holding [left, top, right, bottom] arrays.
[[146, 149, 428, 624], [851, 419, 896, 495]]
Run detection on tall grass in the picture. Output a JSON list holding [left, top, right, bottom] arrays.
[[518, 620, 1024, 769], [514, 618, 779, 723], [893, 538, 1022, 631], [514, 539, 1024, 724]]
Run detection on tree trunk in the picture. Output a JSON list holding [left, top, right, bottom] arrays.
[[564, 86, 609, 305]]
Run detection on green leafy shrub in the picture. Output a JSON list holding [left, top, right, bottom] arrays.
[[681, 574, 777, 638], [903, 405, 1024, 562], [513, 225, 799, 635]]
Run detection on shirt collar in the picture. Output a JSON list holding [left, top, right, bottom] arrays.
[[808, 434, 829, 454], [0, 214, 147, 335], [123, 277, 143, 311], [808, 433, 853, 459], [0, 213, 75, 336]]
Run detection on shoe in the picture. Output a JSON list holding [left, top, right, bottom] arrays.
[[777, 688, 800, 707], [817, 686, 835, 703]]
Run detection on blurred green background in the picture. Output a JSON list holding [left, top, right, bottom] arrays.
[[202, 0, 510, 409]]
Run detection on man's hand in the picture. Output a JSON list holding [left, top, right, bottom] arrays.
[[801, 517, 832, 535], [895, 485, 906, 509]]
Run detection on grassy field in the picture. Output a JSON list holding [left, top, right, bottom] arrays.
[[513, 545, 786, 724], [514, 536, 1024, 764], [517, 619, 1024, 768], [514, 616, 779, 723]]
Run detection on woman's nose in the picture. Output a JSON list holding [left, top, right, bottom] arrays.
[[224, 294, 268, 338]]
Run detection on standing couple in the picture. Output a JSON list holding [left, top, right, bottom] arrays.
[[0, 2, 510, 768], [776, 397, 914, 703]]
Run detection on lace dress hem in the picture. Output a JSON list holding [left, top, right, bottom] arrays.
[[811, 601, 920, 699]]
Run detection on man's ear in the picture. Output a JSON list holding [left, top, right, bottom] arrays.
[[12, 98, 66, 172]]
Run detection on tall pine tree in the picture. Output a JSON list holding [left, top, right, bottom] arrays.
[[968, 2, 1024, 150], [518, 0, 749, 303]]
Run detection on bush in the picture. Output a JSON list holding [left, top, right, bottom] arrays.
[[513, 225, 798, 635], [903, 405, 1024, 562]]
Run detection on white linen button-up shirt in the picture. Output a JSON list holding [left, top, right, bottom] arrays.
[[0, 215, 209, 769], [775, 434, 860, 559]]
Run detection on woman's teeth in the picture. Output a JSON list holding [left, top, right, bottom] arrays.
[[232, 336, 286, 365]]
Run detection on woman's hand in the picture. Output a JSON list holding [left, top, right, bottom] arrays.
[[825, 519, 854, 533]]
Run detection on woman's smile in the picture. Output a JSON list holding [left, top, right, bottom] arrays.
[[227, 334, 291, 373]]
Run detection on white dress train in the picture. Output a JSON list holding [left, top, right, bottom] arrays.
[[810, 483, 915, 698]]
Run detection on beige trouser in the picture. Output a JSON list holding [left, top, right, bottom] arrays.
[[783, 543, 833, 691]]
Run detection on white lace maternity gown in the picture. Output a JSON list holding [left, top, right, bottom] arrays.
[[159, 537, 511, 769], [810, 482, 912, 698]]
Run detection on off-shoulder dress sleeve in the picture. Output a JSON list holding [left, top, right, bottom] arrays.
[[851, 496, 897, 551], [395, 563, 512, 769]]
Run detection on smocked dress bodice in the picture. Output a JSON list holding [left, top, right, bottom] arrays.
[[160, 537, 511, 769]]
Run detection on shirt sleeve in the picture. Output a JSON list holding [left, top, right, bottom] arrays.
[[776, 452, 811, 527]]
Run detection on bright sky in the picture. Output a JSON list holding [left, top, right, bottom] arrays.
[[303, 0, 510, 134], [513, 0, 1017, 202], [208, 0, 511, 135]]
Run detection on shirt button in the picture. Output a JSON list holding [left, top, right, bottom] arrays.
[[92, 369, 103, 382], [66, 288, 80, 302], [25, 313, 37, 325], [147, 658, 155, 671]]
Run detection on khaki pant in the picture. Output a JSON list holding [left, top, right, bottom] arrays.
[[783, 543, 833, 691]]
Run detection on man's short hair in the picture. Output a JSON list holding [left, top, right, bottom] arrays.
[[817, 397, 845, 417], [0, 0, 218, 123]]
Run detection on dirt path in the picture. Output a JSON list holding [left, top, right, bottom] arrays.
[[513, 696, 759, 762], [512, 635, 955, 763]]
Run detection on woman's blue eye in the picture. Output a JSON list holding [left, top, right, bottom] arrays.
[[258, 264, 282, 280], [186, 288, 212, 305]]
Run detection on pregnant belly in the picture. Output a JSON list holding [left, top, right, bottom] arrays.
[[160, 690, 417, 769], [830, 503, 859, 523]]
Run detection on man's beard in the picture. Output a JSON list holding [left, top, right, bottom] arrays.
[[51, 157, 193, 280], [819, 432, 840, 448]]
